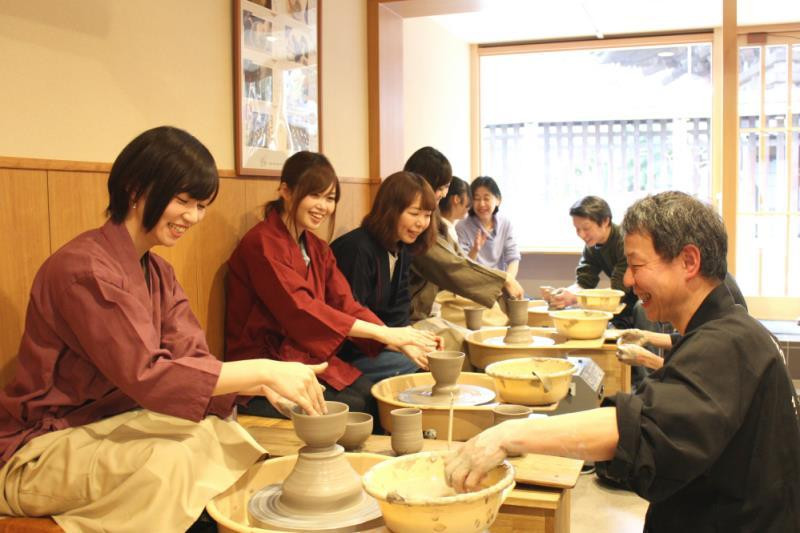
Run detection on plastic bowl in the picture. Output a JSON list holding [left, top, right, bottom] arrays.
[[362, 451, 514, 533], [548, 309, 613, 339], [574, 288, 625, 312], [485, 357, 576, 405]]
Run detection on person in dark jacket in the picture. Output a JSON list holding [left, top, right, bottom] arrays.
[[446, 191, 800, 533], [331, 171, 438, 382]]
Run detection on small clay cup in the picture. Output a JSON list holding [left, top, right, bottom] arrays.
[[336, 412, 373, 451], [390, 408, 423, 455], [428, 351, 465, 396], [464, 306, 485, 330], [291, 401, 349, 449], [492, 404, 532, 425], [505, 297, 531, 327]]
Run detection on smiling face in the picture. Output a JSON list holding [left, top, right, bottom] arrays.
[[623, 231, 687, 326], [396, 193, 432, 244], [471, 186, 500, 222], [572, 215, 611, 247], [129, 192, 208, 252], [289, 183, 337, 234]]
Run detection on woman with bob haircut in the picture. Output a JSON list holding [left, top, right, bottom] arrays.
[[331, 171, 438, 382], [0, 126, 327, 531], [456, 176, 521, 277], [226, 153, 440, 418]]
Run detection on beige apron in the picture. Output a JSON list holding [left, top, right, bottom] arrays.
[[0, 409, 265, 533]]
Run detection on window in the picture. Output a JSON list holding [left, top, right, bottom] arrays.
[[737, 41, 800, 298], [480, 39, 713, 250]]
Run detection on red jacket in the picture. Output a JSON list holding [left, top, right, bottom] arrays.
[[225, 210, 383, 390]]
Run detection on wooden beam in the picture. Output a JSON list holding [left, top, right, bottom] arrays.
[[712, 0, 738, 274], [367, 0, 404, 180]]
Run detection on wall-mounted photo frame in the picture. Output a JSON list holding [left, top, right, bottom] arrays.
[[234, 0, 320, 176]]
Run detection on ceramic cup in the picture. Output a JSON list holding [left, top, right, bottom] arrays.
[[505, 297, 531, 328], [336, 412, 373, 451], [492, 404, 532, 425], [428, 351, 465, 396], [464, 306, 485, 330], [291, 401, 349, 449], [390, 408, 423, 455]]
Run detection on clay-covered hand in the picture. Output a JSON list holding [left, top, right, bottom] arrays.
[[549, 288, 575, 309], [503, 276, 525, 300], [399, 344, 430, 370], [380, 326, 441, 352], [263, 360, 328, 415], [615, 342, 664, 370], [444, 424, 510, 493], [618, 328, 648, 346]]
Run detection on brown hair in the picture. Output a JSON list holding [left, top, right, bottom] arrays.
[[264, 151, 340, 239], [362, 171, 437, 255]]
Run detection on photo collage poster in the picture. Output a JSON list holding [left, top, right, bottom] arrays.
[[240, 0, 319, 171]]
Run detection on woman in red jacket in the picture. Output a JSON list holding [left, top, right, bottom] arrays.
[[226, 152, 439, 418]]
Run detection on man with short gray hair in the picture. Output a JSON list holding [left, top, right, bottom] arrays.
[[445, 191, 800, 532]]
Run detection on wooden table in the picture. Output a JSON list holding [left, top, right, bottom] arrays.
[[238, 415, 582, 533]]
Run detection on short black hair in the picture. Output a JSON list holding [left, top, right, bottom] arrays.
[[106, 126, 219, 231], [569, 196, 612, 226], [621, 191, 727, 281], [403, 146, 452, 191], [468, 176, 502, 217]]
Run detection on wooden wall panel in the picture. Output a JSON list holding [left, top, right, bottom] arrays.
[[195, 177, 248, 357], [0, 169, 50, 385], [47, 171, 107, 251]]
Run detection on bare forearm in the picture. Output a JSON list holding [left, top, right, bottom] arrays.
[[506, 260, 519, 280], [644, 331, 673, 349], [348, 319, 384, 341], [213, 359, 269, 396], [503, 407, 619, 462]]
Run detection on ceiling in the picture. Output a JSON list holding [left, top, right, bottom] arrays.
[[391, 0, 800, 44]]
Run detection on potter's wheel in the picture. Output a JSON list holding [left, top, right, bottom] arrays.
[[397, 384, 495, 406], [249, 485, 383, 532], [482, 335, 556, 347]]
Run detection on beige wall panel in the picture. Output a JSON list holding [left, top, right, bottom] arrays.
[[332, 182, 372, 240], [47, 171, 108, 252], [0, 169, 50, 386], [195, 178, 248, 358], [243, 178, 280, 235]]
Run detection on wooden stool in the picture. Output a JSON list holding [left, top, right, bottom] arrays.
[[0, 518, 62, 532]]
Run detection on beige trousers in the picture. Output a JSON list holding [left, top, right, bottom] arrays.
[[0, 410, 265, 533]]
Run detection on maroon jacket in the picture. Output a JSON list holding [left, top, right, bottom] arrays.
[[0, 221, 233, 467], [225, 209, 383, 390]]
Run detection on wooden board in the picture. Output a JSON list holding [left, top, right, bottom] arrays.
[[238, 416, 583, 490]]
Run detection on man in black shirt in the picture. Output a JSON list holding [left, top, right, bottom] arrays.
[[445, 191, 800, 532]]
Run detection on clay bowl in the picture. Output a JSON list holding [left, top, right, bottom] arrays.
[[291, 400, 349, 448], [485, 357, 576, 405], [548, 309, 613, 340], [574, 288, 625, 312], [337, 412, 374, 451], [362, 451, 515, 533], [207, 453, 389, 533]]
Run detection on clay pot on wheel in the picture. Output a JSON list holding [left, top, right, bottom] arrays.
[[428, 351, 465, 396]]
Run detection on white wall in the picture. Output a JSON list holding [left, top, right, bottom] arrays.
[[0, 0, 370, 177], [402, 17, 471, 178]]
